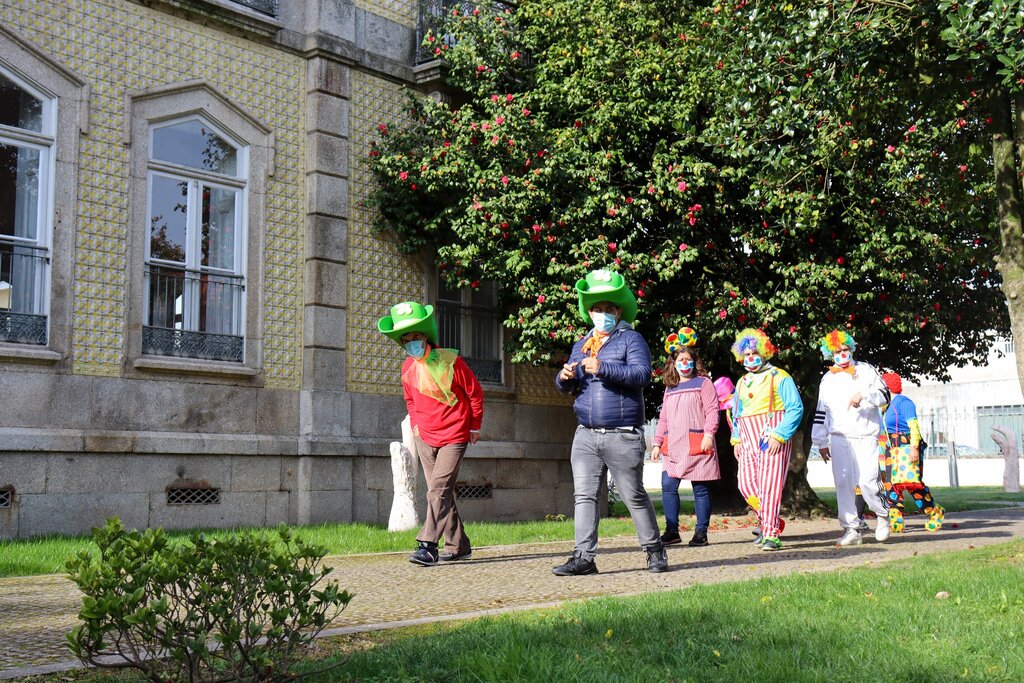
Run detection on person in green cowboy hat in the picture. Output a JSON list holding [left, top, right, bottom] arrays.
[[552, 269, 668, 576], [378, 301, 484, 567]]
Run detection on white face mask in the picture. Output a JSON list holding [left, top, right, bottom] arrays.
[[675, 359, 694, 375], [743, 355, 763, 371], [834, 350, 852, 366], [590, 311, 617, 334]]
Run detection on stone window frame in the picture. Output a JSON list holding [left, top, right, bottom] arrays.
[[0, 26, 88, 368], [125, 81, 273, 381]]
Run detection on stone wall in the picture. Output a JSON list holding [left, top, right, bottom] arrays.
[[0, 0, 577, 539]]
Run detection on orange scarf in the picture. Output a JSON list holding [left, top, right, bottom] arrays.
[[581, 331, 609, 358]]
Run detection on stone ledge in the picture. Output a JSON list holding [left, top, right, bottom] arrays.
[[0, 428, 296, 455], [133, 355, 260, 379], [0, 345, 62, 364], [131, 0, 283, 40]]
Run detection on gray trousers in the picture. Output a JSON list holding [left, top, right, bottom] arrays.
[[570, 425, 660, 560]]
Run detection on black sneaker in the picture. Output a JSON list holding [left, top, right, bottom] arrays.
[[439, 548, 473, 562], [687, 530, 709, 547], [552, 551, 598, 576], [646, 543, 669, 573], [660, 529, 682, 546], [409, 541, 439, 566]]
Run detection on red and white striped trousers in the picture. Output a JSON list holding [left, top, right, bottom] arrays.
[[737, 410, 791, 538]]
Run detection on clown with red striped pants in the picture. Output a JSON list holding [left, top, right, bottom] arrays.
[[728, 329, 804, 551]]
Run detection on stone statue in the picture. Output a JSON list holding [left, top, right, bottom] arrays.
[[990, 426, 1021, 494], [388, 415, 419, 531]]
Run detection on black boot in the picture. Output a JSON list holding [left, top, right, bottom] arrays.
[[688, 530, 709, 547], [645, 542, 669, 573], [660, 528, 682, 546]]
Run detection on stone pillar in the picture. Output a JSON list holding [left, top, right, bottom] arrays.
[[301, 55, 351, 442]]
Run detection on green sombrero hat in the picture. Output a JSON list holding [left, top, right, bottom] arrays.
[[575, 269, 638, 324], [377, 301, 439, 345]]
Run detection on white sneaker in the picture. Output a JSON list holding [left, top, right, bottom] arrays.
[[875, 520, 891, 542], [837, 529, 863, 547]]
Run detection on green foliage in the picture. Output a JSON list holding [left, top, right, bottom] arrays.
[[368, 0, 1012, 395], [65, 518, 352, 682]]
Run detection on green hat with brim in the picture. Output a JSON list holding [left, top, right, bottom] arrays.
[[377, 301, 439, 345], [575, 269, 638, 324]]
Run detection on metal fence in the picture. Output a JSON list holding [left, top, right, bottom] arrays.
[[916, 406, 1021, 456], [227, 0, 278, 17], [435, 299, 503, 383], [415, 0, 516, 64], [143, 264, 244, 362], [0, 244, 48, 345]]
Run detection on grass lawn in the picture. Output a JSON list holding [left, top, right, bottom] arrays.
[[29, 539, 1024, 682], [811, 485, 1024, 514], [2, 486, 1018, 578]]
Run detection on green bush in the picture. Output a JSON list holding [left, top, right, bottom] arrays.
[[65, 518, 352, 682]]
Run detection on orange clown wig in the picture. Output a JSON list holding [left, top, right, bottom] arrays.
[[731, 328, 777, 362], [819, 329, 857, 360]]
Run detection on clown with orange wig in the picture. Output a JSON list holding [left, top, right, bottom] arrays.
[[728, 328, 803, 551], [811, 329, 892, 547]]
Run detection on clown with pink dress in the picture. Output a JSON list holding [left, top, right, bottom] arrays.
[[650, 327, 721, 547]]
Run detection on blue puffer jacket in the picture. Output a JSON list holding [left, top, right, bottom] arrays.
[[554, 324, 651, 428]]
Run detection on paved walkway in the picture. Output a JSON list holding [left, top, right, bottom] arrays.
[[2, 508, 1023, 679]]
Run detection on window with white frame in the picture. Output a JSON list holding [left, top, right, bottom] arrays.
[[0, 66, 53, 346], [436, 278, 503, 384], [143, 116, 248, 362]]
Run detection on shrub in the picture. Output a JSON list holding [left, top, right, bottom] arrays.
[[66, 519, 352, 682]]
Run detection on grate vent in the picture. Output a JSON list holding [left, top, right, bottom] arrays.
[[167, 487, 221, 506], [455, 483, 492, 500], [0, 487, 11, 509]]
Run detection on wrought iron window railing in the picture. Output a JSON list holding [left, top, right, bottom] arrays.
[[436, 299, 503, 383], [416, 0, 519, 64], [0, 244, 48, 345], [227, 0, 278, 17], [143, 264, 244, 363]]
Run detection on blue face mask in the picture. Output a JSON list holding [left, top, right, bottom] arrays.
[[404, 339, 427, 358], [591, 312, 617, 334], [743, 355, 763, 371], [675, 360, 694, 375]]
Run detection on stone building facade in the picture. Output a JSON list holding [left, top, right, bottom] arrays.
[[0, 0, 575, 538]]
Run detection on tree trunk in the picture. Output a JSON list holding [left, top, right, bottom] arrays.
[[709, 411, 747, 513], [781, 427, 832, 517], [993, 92, 1024, 398]]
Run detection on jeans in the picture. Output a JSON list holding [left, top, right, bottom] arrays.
[[570, 426, 660, 560], [662, 472, 712, 533]]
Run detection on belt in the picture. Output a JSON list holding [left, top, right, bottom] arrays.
[[586, 426, 639, 434]]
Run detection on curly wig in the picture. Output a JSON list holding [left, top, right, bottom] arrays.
[[819, 329, 857, 360], [663, 327, 698, 356], [731, 328, 777, 361]]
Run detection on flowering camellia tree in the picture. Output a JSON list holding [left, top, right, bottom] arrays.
[[369, 0, 1014, 512]]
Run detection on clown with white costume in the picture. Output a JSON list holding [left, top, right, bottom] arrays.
[[811, 329, 892, 546]]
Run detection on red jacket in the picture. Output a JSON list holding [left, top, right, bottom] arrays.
[[403, 354, 484, 447]]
